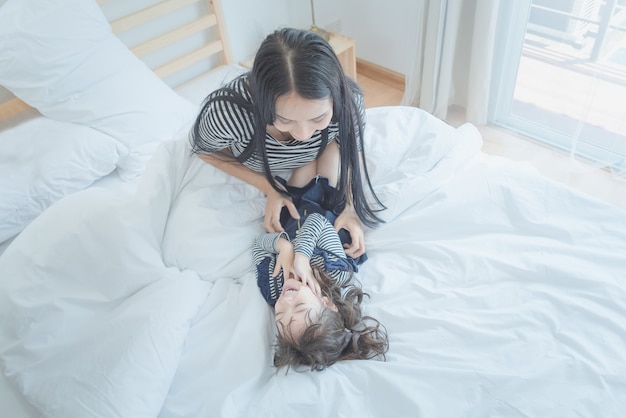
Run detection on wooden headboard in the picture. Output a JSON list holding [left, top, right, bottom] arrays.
[[0, 0, 232, 122]]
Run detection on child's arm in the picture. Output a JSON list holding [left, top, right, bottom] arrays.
[[293, 213, 352, 287], [253, 232, 294, 280], [252, 232, 285, 262], [293, 213, 346, 258]]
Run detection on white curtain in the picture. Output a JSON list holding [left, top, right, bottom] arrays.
[[402, 0, 500, 124]]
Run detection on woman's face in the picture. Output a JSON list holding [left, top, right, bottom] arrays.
[[273, 92, 333, 141], [274, 278, 334, 339]]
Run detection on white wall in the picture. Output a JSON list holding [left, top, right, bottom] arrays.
[[220, 0, 294, 66], [222, 0, 419, 76], [341, 0, 419, 75], [0, 0, 416, 76]]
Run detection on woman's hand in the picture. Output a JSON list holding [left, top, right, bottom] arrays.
[[264, 188, 299, 233], [293, 253, 321, 296], [334, 204, 365, 258], [274, 238, 294, 279]]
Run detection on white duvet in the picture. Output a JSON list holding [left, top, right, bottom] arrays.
[[1, 106, 626, 417]]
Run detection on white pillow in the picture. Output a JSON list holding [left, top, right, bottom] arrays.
[[362, 106, 483, 221], [176, 64, 247, 106], [0, 0, 197, 180], [364, 106, 460, 180], [0, 117, 123, 244]]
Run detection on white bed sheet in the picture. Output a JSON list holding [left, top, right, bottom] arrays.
[[2, 75, 626, 417]]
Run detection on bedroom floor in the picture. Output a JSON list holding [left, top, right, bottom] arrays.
[[358, 71, 626, 212]]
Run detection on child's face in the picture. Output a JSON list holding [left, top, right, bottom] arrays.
[[273, 92, 333, 141], [274, 278, 333, 338]]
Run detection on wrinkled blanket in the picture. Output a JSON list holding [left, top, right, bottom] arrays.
[[2, 107, 626, 418]]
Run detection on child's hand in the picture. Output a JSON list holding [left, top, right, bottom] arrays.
[[274, 238, 294, 279], [293, 253, 321, 296]]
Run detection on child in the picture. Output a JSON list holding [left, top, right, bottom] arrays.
[[252, 210, 388, 371]]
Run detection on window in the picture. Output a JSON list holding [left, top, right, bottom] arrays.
[[491, 0, 626, 174]]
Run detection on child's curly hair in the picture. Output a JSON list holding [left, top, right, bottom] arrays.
[[273, 267, 389, 372]]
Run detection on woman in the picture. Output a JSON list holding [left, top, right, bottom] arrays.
[[189, 27, 385, 258]]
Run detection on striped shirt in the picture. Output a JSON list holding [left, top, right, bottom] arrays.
[[253, 212, 354, 306], [192, 75, 365, 174]]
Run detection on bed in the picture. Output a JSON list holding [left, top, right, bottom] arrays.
[[1, 1, 626, 417]]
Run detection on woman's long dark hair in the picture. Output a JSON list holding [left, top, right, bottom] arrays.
[[273, 266, 389, 372], [191, 28, 385, 226]]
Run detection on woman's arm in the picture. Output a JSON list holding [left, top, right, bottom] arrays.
[[198, 152, 299, 233], [334, 162, 365, 258], [313, 139, 366, 257], [199, 152, 271, 194]]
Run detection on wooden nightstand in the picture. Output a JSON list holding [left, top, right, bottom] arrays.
[[240, 32, 357, 81], [327, 32, 357, 80]]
